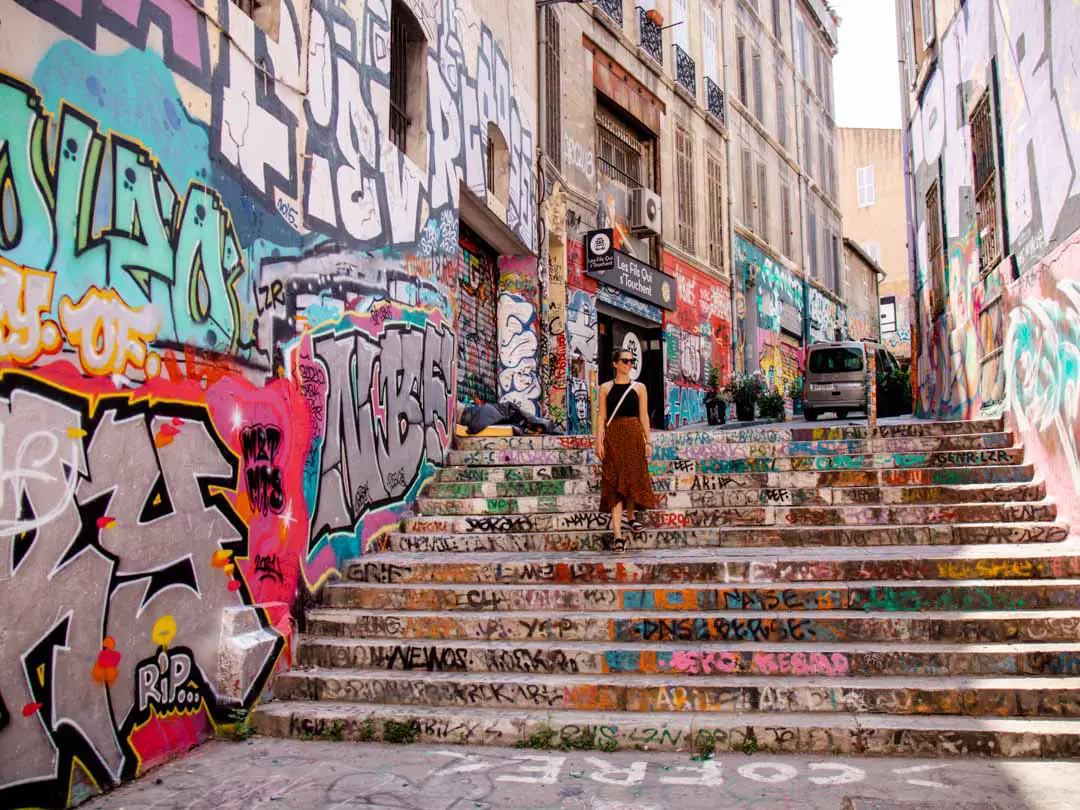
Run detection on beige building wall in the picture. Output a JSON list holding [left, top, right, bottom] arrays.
[[837, 127, 911, 357], [844, 241, 882, 342]]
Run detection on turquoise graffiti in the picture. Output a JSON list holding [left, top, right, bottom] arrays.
[[0, 68, 251, 357]]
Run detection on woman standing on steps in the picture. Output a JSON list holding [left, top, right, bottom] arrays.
[[596, 348, 657, 553]]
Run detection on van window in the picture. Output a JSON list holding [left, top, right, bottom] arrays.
[[808, 347, 864, 373]]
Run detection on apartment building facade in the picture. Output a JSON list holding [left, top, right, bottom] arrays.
[[897, 0, 1080, 518], [837, 127, 911, 359], [727, 0, 844, 404]]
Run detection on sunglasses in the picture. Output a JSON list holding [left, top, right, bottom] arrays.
[[617, 357, 635, 365]]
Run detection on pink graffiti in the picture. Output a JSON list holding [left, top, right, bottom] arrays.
[[665, 650, 851, 676]]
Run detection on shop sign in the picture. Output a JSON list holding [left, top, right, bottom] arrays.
[[585, 229, 677, 311]]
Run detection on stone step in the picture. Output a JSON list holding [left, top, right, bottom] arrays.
[[448, 436, 1015, 467], [437, 447, 1026, 478], [453, 419, 1006, 450], [296, 636, 1080, 678], [425, 464, 1038, 497], [271, 668, 1080, 718], [302, 607, 1080, 644], [375, 522, 1070, 554], [343, 543, 1080, 584], [322, 579, 1080, 613], [402, 502, 1057, 535], [251, 701, 1080, 757], [416, 482, 1047, 515]]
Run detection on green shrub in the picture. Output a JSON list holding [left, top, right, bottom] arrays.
[[876, 366, 913, 417], [384, 719, 417, 744], [757, 387, 786, 420]]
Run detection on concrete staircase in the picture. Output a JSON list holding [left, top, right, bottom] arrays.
[[253, 418, 1080, 757]]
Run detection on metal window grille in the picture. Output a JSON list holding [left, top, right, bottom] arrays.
[[707, 153, 724, 270], [780, 181, 792, 257], [741, 147, 754, 227], [596, 107, 646, 189], [676, 125, 696, 252], [776, 80, 786, 147], [926, 180, 945, 314], [971, 91, 1001, 271], [752, 49, 764, 121], [389, 1, 414, 152], [545, 9, 561, 167], [737, 35, 748, 106]]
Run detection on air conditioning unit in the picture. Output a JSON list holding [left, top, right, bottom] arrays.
[[630, 187, 662, 236]]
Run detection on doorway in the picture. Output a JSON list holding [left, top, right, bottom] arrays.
[[598, 312, 664, 430]]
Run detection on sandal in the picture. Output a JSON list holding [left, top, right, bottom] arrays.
[[627, 518, 644, 534], [611, 536, 626, 554]]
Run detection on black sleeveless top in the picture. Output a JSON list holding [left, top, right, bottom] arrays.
[[606, 382, 639, 419]]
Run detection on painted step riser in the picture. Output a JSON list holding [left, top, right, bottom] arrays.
[[403, 503, 1056, 534], [273, 674, 1080, 718], [427, 464, 1038, 497], [453, 420, 1006, 450], [455, 434, 1012, 457], [303, 614, 1080, 644], [345, 548, 1080, 585], [323, 583, 1080, 613], [448, 449, 1027, 476], [416, 483, 1046, 514], [448, 438, 1014, 467], [376, 523, 1069, 553], [297, 642, 1080, 678]]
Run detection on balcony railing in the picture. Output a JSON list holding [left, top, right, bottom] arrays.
[[637, 7, 662, 65], [705, 76, 726, 125], [595, 0, 623, 26], [673, 43, 696, 98]]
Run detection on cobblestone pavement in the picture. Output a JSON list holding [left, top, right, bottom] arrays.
[[84, 738, 1080, 809]]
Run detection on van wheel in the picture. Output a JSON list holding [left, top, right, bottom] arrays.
[[804, 409, 818, 422], [836, 410, 848, 419]]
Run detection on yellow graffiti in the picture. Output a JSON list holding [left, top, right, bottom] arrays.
[[59, 287, 162, 377], [0, 258, 62, 365], [151, 616, 177, 647]]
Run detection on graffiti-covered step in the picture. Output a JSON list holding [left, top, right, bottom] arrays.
[[441, 447, 1026, 474], [344, 544, 1080, 584], [302, 608, 1080, 644], [427, 463, 1037, 493], [447, 436, 1015, 466], [415, 481, 1047, 514], [452, 419, 1006, 450], [252, 701, 1080, 757], [296, 636, 1080, 678], [402, 502, 1056, 534], [321, 579, 1080, 613], [376, 522, 1070, 554], [271, 668, 1080, 717]]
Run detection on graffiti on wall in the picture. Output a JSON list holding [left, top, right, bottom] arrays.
[[566, 241, 599, 434], [808, 286, 847, 344], [0, 367, 284, 807], [662, 256, 732, 428]]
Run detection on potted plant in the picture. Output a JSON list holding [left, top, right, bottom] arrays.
[[724, 371, 767, 422], [787, 376, 804, 416], [704, 366, 727, 426], [757, 385, 786, 420]]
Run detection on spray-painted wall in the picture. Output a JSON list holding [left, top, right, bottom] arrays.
[[905, 0, 1080, 517], [662, 254, 733, 429], [0, 0, 536, 804]]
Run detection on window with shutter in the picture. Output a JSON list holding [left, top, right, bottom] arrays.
[[676, 125, 696, 252], [756, 162, 769, 242], [927, 179, 945, 314], [818, 130, 825, 186], [702, 8, 719, 82], [814, 45, 823, 97], [544, 9, 561, 168], [780, 180, 792, 258], [857, 165, 876, 207], [808, 203, 818, 279], [674, 0, 689, 50], [742, 147, 754, 227], [752, 49, 764, 121], [826, 143, 835, 198], [707, 152, 725, 269], [804, 112, 813, 172], [772, 0, 782, 40], [776, 79, 787, 147], [970, 89, 1003, 271], [737, 34, 748, 106], [797, 18, 808, 79]]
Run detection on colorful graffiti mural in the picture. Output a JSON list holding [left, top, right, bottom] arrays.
[[662, 255, 732, 428], [0, 0, 537, 803], [905, 0, 1080, 517]]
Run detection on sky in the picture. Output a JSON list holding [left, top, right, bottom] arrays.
[[830, 0, 903, 129]]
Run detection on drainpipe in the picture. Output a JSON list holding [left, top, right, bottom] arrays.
[[789, 0, 811, 351], [895, 0, 919, 409], [720, 0, 739, 376]]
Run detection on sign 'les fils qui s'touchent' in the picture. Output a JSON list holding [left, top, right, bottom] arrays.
[[585, 229, 677, 311]]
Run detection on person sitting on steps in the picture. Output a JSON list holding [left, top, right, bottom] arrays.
[[595, 348, 657, 554]]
